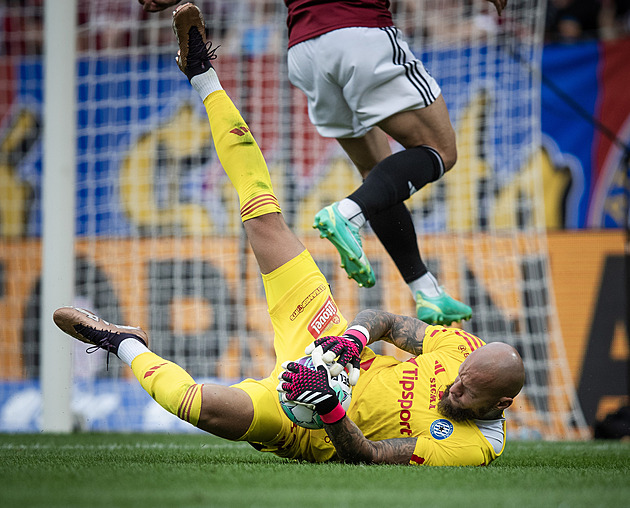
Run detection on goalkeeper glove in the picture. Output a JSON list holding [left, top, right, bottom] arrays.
[[277, 354, 346, 424], [305, 325, 369, 385]]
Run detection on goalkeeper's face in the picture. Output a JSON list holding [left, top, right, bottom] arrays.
[[437, 383, 496, 422], [437, 342, 523, 422], [437, 359, 500, 422]]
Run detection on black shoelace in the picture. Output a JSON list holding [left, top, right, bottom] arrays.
[[187, 27, 220, 72], [78, 324, 117, 370]]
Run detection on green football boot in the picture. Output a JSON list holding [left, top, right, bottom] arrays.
[[415, 288, 472, 325], [313, 203, 375, 288]]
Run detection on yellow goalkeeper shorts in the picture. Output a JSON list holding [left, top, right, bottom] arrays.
[[231, 249, 347, 459]]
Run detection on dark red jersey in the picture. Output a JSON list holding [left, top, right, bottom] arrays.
[[284, 0, 394, 47]]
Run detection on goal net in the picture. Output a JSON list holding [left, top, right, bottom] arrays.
[[0, 0, 589, 439]]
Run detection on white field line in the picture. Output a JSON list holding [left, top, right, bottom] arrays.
[[0, 442, 251, 451]]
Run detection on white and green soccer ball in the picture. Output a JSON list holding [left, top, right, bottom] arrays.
[[279, 355, 353, 429]]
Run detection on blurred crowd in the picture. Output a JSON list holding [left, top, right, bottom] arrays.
[[0, 0, 282, 57], [545, 0, 630, 41], [0, 0, 629, 57]]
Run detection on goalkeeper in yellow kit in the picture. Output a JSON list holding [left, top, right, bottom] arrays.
[[53, 3, 524, 467]]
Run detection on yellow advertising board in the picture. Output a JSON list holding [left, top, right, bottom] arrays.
[[0, 231, 627, 427]]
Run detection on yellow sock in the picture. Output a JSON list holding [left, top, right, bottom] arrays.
[[131, 352, 202, 426], [203, 90, 281, 222]]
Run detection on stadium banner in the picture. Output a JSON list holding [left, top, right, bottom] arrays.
[[4, 40, 630, 239], [0, 231, 626, 431], [541, 37, 630, 228]]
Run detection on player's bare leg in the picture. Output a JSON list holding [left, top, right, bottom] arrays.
[[335, 96, 457, 175], [376, 95, 457, 169], [336, 128, 392, 178]]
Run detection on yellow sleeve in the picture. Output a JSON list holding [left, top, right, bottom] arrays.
[[409, 435, 488, 467], [423, 326, 486, 356]]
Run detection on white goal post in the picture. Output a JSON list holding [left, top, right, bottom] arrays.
[[40, 0, 77, 433]]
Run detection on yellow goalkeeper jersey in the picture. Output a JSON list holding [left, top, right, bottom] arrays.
[[289, 325, 505, 466]]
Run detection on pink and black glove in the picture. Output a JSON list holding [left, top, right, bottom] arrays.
[[277, 355, 346, 424], [305, 325, 369, 385]]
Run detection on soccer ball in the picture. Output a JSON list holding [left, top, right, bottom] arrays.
[[279, 355, 352, 430]]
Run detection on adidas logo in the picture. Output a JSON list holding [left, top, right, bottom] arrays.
[[144, 362, 167, 379], [230, 126, 250, 136]]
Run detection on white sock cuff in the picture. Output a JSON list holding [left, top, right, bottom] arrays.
[[190, 68, 223, 101], [409, 272, 441, 298], [337, 198, 366, 228], [117, 338, 151, 366]]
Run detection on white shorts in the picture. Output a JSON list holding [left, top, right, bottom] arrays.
[[287, 26, 442, 139]]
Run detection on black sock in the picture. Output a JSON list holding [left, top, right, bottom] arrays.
[[348, 145, 444, 220], [369, 202, 428, 283]]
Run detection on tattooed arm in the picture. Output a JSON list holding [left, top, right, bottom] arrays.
[[324, 417, 416, 464], [347, 309, 428, 356], [312, 310, 427, 463]]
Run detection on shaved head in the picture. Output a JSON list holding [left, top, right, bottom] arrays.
[[465, 342, 525, 398], [438, 341, 525, 421]]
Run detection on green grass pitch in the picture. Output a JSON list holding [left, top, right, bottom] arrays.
[[1, 433, 628, 508]]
